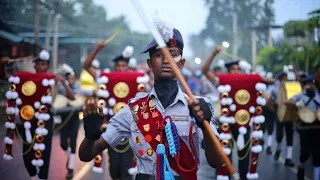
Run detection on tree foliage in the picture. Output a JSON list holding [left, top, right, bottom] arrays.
[[191, 0, 275, 62], [257, 43, 320, 74], [0, 0, 151, 71]]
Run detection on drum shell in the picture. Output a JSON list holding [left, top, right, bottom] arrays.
[[277, 82, 302, 122]]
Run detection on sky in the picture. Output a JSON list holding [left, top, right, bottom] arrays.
[[93, 0, 320, 57]]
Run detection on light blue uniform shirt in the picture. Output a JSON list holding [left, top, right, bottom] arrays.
[[101, 87, 218, 175], [291, 90, 320, 111]]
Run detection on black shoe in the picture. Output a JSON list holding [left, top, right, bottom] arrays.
[[274, 150, 281, 161], [66, 169, 73, 180], [266, 147, 272, 155], [285, 159, 295, 167], [297, 167, 304, 180]]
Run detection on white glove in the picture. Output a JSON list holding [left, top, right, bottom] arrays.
[[296, 100, 305, 108]]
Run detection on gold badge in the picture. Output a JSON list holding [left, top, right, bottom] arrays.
[[147, 148, 153, 156], [235, 109, 250, 125], [134, 125, 138, 131], [133, 114, 139, 121], [22, 81, 36, 96], [152, 111, 159, 118], [136, 136, 141, 144], [149, 100, 156, 110], [140, 102, 147, 113], [143, 113, 149, 119], [155, 135, 161, 142], [114, 102, 127, 113], [113, 82, 129, 98], [143, 124, 150, 132], [133, 105, 139, 113], [235, 89, 250, 105], [20, 105, 35, 121]]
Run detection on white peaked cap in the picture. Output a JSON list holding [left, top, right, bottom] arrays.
[[122, 46, 134, 58], [62, 64, 74, 74], [39, 50, 50, 61], [92, 59, 100, 69], [128, 58, 137, 68]]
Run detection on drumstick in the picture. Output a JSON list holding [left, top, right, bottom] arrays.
[[221, 50, 245, 60], [8, 56, 34, 63], [130, 0, 239, 179], [104, 31, 119, 45]]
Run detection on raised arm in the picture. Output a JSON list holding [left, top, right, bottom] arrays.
[[55, 75, 75, 100], [263, 77, 275, 85], [82, 41, 106, 78], [201, 47, 222, 86]]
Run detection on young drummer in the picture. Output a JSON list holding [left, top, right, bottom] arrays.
[[79, 23, 223, 180], [285, 75, 320, 180]]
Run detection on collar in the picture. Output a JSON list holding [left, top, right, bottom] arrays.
[[149, 85, 188, 106]]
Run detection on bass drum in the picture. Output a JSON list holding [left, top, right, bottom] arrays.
[[298, 107, 316, 124], [213, 101, 221, 118], [52, 94, 68, 109], [68, 94, 86, 107], [316, 110, 320, 121], [277, 82, 302, 122]]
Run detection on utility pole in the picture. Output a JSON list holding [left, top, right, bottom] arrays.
[[52, 13, 60, 73], [34, 0, 40, 52], [231, 0, 238, 58], [268, 25, 273, 47], [251, 29, 257, 69], [45, 11, 53, 50]]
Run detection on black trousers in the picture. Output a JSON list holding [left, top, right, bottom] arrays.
[[108, 142, 134, 180], [60, 113, 80, 154], [276, 120, 294, 146], [231, 126, 251, 180], [299, 129, 320, 166], [262, 108, 275, 135], [22, 117, 53, 179]]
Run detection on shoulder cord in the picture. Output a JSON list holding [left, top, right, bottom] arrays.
[[231, 136, 252, 160], [53, 107, 76, 133], [15, 127, 36, 155]]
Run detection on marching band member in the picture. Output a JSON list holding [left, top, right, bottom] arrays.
[[83, 43, 136, 179], [2, 50, 74, 180], [270, 72, 295, 167], [284, 75, 320, 180], [263, 82, 276, 155], [79, 22, 223, 180], [202, 47, 273, 180], [58, 64, 82, 179]]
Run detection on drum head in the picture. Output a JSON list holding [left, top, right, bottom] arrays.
[[52, 94, 68, 109], [316, 110, 320, 121], [277, 83, 287, 122], [213, 102, 221, 118], [69, 94, 86, 107], [298, 107, 316, 124]]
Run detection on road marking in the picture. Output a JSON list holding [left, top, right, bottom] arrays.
[[278, 157, 311, 180], [72, 150, 108, 180], [72, 162, 92, 180]]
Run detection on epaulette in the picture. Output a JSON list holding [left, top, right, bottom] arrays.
[[128, 92, 149, 104]]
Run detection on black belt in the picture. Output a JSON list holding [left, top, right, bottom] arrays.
[[135, 174, 183, 180]]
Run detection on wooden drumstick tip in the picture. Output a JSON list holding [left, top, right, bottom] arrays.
[[100, 123, 107, 132]]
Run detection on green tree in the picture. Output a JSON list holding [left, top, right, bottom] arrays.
[[0, 0, 150, 71], [191, 0, 275, 62]]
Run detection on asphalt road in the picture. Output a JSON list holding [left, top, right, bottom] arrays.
[[0, 122, 314, 180]]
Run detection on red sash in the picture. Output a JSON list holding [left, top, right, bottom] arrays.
[[130, 97, 198, 180]]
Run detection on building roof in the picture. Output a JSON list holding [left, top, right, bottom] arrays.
[[0, 30, 34, 43]]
